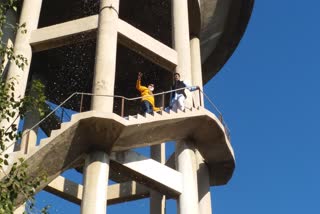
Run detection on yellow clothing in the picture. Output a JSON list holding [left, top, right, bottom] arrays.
[[136, 79, 160, 112]]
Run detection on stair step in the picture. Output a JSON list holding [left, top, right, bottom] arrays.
[[70, 113, 83, 122], [136, 114, 145, 120], [144, 113, 154, 119], [39, 137, 50, 146], [50, 129, 60, 138], [128, 115, 136, 120], [176, 109, 184, 114], [161, 110, 170, 116], [60, 122, 71, 130], [184, 108, 192, 113], [169, 109, 177, 114], [153, 111, 163, 118]]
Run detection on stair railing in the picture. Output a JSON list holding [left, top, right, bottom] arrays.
[[7, 87, 230, 151]]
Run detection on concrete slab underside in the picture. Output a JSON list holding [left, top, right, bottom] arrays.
[[1, 108, 234, 206]]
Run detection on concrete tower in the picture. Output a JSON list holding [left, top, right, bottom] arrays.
[[1, 0, 254, 213]]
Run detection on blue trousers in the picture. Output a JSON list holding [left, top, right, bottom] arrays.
[[141, 100, 153, 114]]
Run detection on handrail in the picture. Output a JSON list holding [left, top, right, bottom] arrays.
[[25, 87, 192, 134], [6, 87, 230, 151], [78, 86, 191, 101], [199, 89, 222, 116], [200, 90, 231, 138]]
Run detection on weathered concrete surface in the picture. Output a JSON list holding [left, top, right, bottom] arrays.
[[1, 107, 233, 207], [28, 0, 253, 114], [110, 150, 182, 197], [200, 0, 254, 82], [44, 176, 150, 205], [81, 151, 110, 214], [30, 16, 178, 71]]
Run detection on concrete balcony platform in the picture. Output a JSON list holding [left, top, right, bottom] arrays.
[[1, 107, 234, 206]]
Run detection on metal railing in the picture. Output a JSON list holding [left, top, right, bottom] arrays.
[[4, 87, 231, 153], [27, 87, 230, 140]]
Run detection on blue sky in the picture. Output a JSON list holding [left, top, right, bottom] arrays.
[[210, 1, 320, 213], [33, 0, 320, 213]]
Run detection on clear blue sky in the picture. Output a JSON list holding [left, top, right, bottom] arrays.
[[34, 0, 320, 213]]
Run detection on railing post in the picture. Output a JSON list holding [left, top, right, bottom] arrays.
[[121, 97, 125, 117], [60, 108, 64, 124], [80, 93, 84, 113], [198, 89, 202, 107], [161, 93, 165, 109]]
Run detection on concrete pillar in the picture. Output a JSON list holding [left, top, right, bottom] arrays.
[[196, 151, 212, 214], [175, 141, 199, 214], [172, 0, 192, 80], [81, 151, 110, 214], [150, 144, 166, 214], [190, 37, 211, 213], [81, 1, 119, 213], [19, 106, 39, 154], [0, 1, 17, 79], [91, 0, 120, 113], [190, 36, 204, 107], [19, 125, 38, 154], [1, 0, 43, 153], [19, 79, 40, 153], [172, 1, 199, 213], [172, 0, 192, 108]]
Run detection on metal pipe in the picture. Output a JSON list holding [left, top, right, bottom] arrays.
[[121, 97, 125, 117], [80, 93, 84, 112], [161, 93, 165, 108]]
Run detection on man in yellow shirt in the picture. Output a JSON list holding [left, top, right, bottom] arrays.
[[136, 72, 161, 114]]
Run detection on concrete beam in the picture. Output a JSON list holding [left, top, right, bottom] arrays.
[[117, 19, 177, 71], [29, 15, 98, 52], [30, 16, 177, 71], [44, 176, 150, 205], [165, 152, 175, 170], [150, 144, 166, 214], [44, 176, 83, 205], [110, 150, 182, 197]]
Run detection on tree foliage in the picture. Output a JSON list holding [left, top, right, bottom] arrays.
[[0, 0, 49, 213]]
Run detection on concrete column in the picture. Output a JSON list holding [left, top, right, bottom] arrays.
[[172, 0, 193, 109], [1, 0, 43, 153], [91, 0, 119, 113], [196, 151, 212, 214], [19, 79, 40, 153], [81, 1, 119, 213], [175, 141, 199, 214], [171, 0, 192, 81], [0, 1, 17, 79], [172, 1, 199, 213], [81, 151, 110, 214], [190, 37, 204, 107], [19, 106, 39, 154], [191, 36, 212, 214], [150, 143, 166, 214]]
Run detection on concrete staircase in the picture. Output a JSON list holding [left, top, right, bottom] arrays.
[[1, 107, 234, 206]]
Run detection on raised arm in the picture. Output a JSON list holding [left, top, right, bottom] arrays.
[[183, 80, 199, 92], [136, 72, 148, 92]]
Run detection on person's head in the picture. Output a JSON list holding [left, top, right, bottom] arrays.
[[174, 72, 180, 81], [148, 84, 154, 92]]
